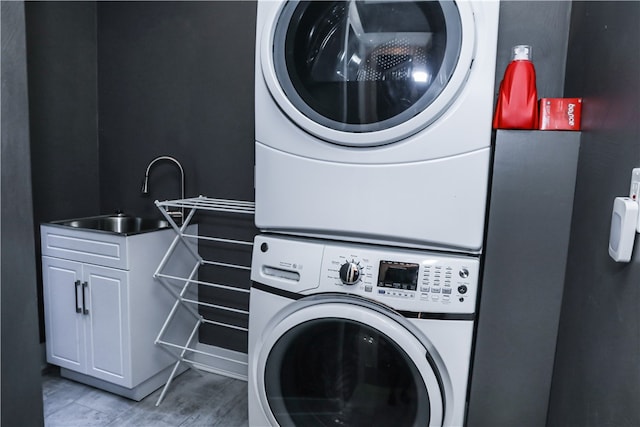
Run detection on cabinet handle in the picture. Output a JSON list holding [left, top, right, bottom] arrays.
[[81, 281, 89, 315], [74, 280, 82, 313]]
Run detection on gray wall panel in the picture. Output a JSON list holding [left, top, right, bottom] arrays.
[[1, 2, 45, 425], [467, 131, 580, 427]]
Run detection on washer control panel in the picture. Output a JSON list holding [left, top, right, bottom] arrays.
[[252, 235, 479, 314], [320, 242, 479, 314]]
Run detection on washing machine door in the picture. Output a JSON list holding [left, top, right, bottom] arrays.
[[253, 295, 449, 426], [260, 0, 475, 146]]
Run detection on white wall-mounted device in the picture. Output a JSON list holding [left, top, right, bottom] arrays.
[[609, 168, 640, 262], [609, 197, 638, 262]]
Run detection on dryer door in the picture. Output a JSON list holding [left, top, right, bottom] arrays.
[[253, 296, 449, 426], [261, 0, 475, 146]]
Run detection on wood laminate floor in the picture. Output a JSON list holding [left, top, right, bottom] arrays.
[[42, 367, 249, 427]]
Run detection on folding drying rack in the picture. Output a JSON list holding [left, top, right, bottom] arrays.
[[152, 196, 255, 406]]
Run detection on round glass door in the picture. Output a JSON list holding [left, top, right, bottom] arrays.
[[254, 297, 445, 426], [263, 0, 472, 145]]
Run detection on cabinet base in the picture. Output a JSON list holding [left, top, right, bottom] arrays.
[[60, 364, 187, 401]]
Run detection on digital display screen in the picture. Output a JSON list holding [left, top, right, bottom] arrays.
[[378, 261, 419, 291]]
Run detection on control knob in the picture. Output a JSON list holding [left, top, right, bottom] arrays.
[[339, 261, 362, 285]]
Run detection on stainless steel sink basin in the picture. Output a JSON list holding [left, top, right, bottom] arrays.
[[51, 214, 170, 235]]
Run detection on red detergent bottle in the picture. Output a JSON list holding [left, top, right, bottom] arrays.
[[493, 45, 538, 129]]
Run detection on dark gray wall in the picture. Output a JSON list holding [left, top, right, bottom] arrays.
[[26, 1, 99, 224], [548, 2, 640, 426], [482, 2, 640, 425], [25, 1, 257, 353], [25, 1, 99, 342], [96, 1, 257, 353], [97, 1, 255, 217], [1, 1, 45, 425]]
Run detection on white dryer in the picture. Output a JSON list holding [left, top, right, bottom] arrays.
[[248, 234, 479, 426], [255, 0, 500, 253]]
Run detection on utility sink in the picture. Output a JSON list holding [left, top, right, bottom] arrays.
[[50, 213, 170, 235]]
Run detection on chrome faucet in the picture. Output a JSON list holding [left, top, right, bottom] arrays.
[[141, 155, 185, 224]]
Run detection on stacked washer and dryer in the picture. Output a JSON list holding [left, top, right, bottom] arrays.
[[248, 1, 500, 426]]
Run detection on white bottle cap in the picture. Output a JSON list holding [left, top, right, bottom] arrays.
[[512, 45, 532, 61]]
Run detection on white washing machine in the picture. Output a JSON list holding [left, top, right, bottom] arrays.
[[255, 0, 500, 253], [248, 234, 479, 426]]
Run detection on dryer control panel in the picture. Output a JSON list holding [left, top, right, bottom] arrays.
[[252, 235, 479, 314]]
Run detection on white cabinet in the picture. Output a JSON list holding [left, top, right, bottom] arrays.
[[43, 257, 129, 385], [41, 224, 194, 400]]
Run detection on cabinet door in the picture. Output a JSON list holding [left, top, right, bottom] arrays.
[[83, 264, 131, 386], [42, 256, 85, 371]]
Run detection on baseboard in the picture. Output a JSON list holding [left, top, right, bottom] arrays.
[[60, 364, 187, 401]]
